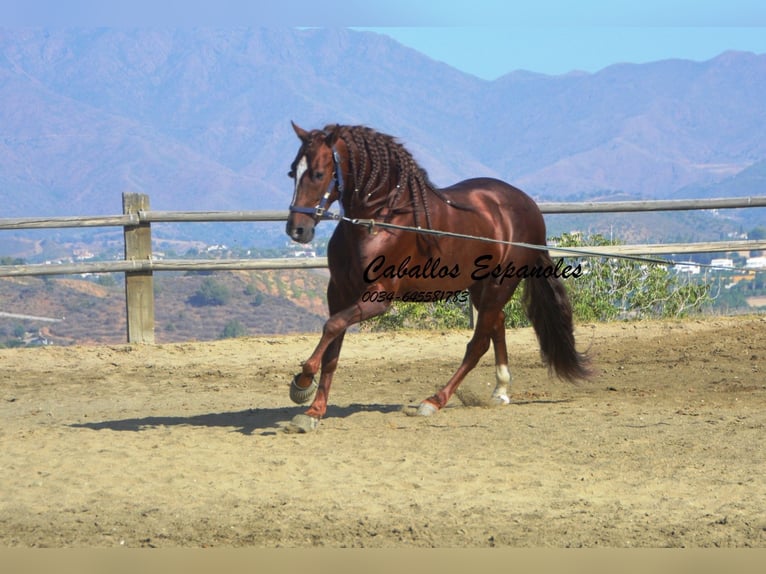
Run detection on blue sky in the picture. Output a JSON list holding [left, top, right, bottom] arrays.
[[360, 27, 766, 79], [3, 1, 766, 79]]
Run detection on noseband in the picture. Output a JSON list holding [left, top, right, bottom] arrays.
[[289, 147, 345, 220]]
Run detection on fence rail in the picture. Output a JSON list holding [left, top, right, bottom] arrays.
[[3, 240, 765, 279], [3, 196, 766, 231], [1, 193, 765, 343], [0, 257, 330, 277]]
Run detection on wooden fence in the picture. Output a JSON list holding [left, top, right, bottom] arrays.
[[1, 192, 765, 343]]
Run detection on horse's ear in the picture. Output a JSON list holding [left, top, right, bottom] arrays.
[[324, 124, 341, 146], [291, 121, 310, 142]]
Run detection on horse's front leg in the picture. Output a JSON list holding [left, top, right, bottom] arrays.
[[287, 291, 390, 432]]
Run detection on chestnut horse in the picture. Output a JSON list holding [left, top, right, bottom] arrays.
[[285, 122, 590, 431]]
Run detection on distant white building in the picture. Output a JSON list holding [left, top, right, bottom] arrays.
[[745, 256, 766, 269], [674, 262, 701, 275], [710, 258, 734, 269], [73, 248, 95, 260], [288, 242, 317, 257]]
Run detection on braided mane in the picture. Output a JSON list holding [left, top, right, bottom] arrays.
[[329, 125, 469, 230]]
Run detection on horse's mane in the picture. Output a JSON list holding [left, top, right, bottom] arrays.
[[330, 125, 472, 230]]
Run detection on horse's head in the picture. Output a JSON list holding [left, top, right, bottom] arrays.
[[286, 122, 344, 244]]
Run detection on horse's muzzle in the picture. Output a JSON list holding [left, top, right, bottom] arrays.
[[286, 219, 315, 244]]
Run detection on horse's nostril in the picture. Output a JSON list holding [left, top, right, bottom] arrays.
[[287, 224, 312, 243]]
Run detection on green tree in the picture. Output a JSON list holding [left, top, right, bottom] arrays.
[[220, 320, 247, 339], [0, 256, 25, 265], [188, 277, 230, 306], [244, 283, 265, 306], [95, 274, 117, 287]]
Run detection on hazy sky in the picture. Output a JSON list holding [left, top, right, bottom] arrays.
[[3, 1, 766, 79], [360, 27, 766, 79]]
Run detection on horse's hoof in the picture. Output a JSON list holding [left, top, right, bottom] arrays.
[[289, 375, 318, 405], [490, 392, 511, 406], [415, 401, 439, 417], [284, 414, 320, 433]]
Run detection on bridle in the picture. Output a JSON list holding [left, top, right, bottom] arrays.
[[289, 147, 345, 221]]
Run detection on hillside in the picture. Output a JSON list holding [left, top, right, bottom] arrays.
[[0, 29, 765, 227], [0, 269, 329, 346], [674, 159, 766, 231]]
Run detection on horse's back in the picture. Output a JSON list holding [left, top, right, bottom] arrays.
[[439, 177, 544, 232], [440, 177, 538, 210]]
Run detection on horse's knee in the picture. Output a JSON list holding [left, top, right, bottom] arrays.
[[322, 315, 347, 338]]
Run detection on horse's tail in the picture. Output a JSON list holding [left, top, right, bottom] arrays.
[[523, 252, 591, 382]]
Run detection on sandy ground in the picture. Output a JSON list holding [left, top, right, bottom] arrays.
[[0, 315, 764, 548]]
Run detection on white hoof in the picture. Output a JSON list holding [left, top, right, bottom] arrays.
[[283, 414, 319, 433], [415, 401, 439, 417], [490, 392, 511, 406]]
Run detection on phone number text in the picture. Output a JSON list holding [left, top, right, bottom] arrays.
[[361, 290, 469, 303]]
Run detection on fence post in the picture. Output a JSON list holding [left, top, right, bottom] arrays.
[[122, 193, 155, 344]]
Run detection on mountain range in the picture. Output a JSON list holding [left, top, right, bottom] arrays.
[[1, 28, 765, 240]]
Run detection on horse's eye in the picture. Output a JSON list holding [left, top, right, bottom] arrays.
[[313, 171, 325, 181]]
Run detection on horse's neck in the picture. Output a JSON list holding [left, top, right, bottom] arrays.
[[340, 141, 436, 228], [342, 168, 397, 219]]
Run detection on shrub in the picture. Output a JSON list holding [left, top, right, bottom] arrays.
[[220, 320, 247, 339], [188, 277, 230, 306], [548, 233, 711, 321], [364, 233, 712, 331]]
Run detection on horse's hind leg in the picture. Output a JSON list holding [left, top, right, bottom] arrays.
[[418, 281, 519, 415], [489, 309, 513, 406], [469, 285, 513, 406]]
